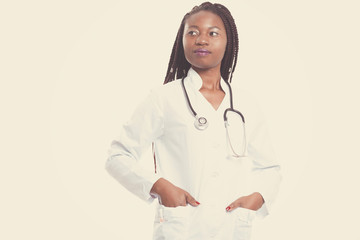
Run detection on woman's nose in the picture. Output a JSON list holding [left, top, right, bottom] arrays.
[[195, 34, 209, 45]]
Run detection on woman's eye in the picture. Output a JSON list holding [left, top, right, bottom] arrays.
[[188, 31, 198, 36], [210, 32, 219, 37]]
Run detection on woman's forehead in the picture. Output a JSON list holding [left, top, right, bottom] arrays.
[[184, 10, 225, 30]]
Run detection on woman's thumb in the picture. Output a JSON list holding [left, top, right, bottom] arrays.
[[185, 193, 200, 207]]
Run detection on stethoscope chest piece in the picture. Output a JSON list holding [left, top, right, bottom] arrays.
[[194, 116, 208, 130]]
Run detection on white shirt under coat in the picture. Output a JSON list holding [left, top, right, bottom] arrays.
[[106, 68, 281, 240]]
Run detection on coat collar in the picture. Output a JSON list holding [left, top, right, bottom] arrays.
[[186, 67, 229, 95]]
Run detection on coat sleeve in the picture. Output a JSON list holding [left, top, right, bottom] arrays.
[[246, 97, 282, 218], [105, 88, 164, 203]]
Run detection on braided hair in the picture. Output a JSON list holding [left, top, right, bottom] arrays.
[[164, 2, 239, 84]]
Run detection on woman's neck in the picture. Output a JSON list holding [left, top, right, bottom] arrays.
[[192, 66, 222, 91]]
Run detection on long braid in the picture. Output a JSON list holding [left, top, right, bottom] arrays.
[[164, 2, 239, 84], [215, 3, 239, 83]]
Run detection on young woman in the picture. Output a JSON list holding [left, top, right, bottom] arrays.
[[106, 2, 281, 239]]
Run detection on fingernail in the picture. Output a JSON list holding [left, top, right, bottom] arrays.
[[196, 201, 200, 205], [226, 206, 231, 211]]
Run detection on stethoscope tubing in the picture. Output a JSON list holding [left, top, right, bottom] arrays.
[[181, 76, 198, 118], [181, 75, 245, 124], [181, 74, 247, 157]]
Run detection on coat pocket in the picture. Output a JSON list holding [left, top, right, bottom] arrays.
[[232, 207, 256, 240], [153, 206, 190, 240]]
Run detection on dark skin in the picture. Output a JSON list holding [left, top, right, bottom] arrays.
[[182, 10, 227, 110], [150, 10, 264, 212]]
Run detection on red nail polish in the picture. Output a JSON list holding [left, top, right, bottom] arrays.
[[196, 201, 200, 205], [226, 206, 231, 211]]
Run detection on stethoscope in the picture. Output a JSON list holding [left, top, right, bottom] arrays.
[[181, 75, 247, 157]]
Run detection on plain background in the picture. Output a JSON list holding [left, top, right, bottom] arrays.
[[1, 0, 359, 239]]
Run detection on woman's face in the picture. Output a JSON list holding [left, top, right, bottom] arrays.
[[182, 10, 227, 71]]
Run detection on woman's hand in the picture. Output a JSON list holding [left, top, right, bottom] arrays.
[[150, 178, 200, 207], [225, 192, 264, 212]]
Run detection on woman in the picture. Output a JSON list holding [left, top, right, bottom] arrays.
[[106, 2, 281, 239]]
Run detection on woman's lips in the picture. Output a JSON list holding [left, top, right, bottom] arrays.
[[194, 49, 211, 56]]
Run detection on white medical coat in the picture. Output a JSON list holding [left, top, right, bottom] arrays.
[[106, 68, 281, 240]]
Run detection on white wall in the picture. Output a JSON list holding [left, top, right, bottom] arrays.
[[1, 0, 359, 239]]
